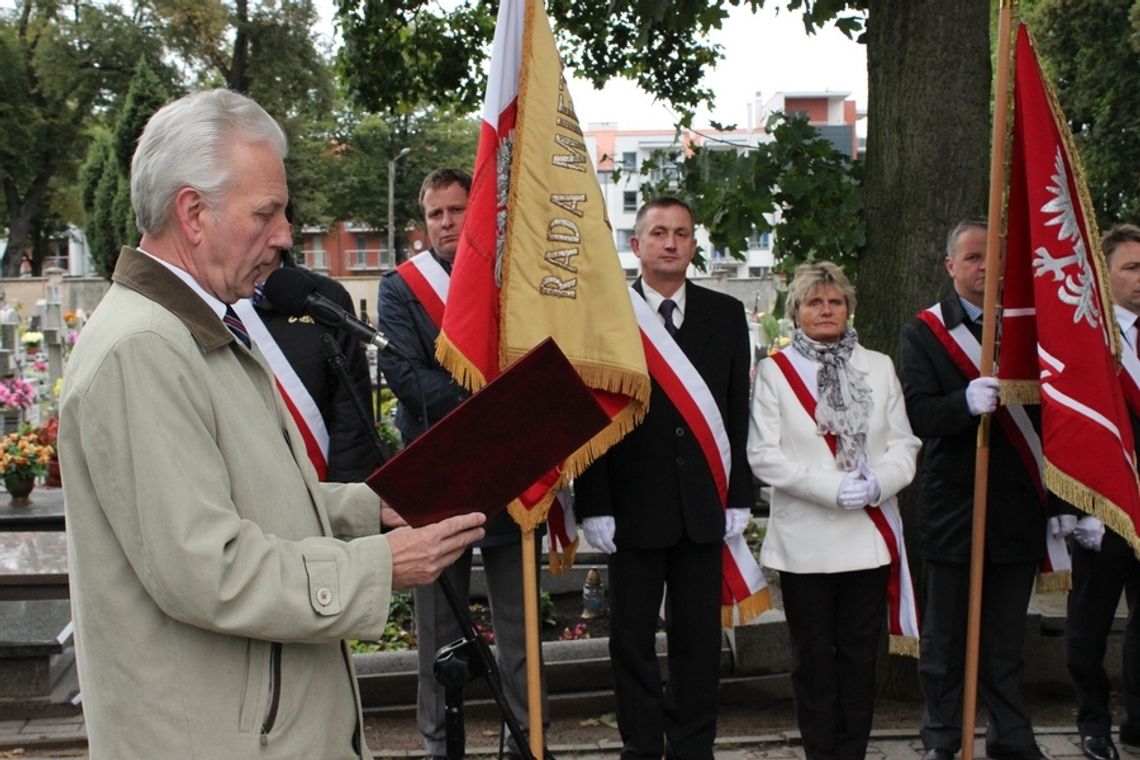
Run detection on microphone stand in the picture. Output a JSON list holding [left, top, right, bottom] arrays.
[[320, 334, 536, 760]]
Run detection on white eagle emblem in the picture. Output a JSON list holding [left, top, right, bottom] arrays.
[[1031, 146, 1100, 329]]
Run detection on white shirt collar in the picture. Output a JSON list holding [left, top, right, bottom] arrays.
[[136, 247, 228, 321], [1115, 304, 1139, 348], [641, 280, 687, 329]]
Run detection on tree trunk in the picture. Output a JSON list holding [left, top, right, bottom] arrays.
[[2, 194, 33, 278], [858, 0, 993, 698], [858, 0, 992, 361]]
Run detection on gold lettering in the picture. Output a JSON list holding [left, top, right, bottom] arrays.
[[549, 193, 587, 219], [545, 248, 579, 274], [547, 218, 581, 244], [540, 276, 577, 298], [552, 134, 587, 173]]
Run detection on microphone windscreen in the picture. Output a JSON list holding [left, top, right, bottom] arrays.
[[263, 267, 318, 317]]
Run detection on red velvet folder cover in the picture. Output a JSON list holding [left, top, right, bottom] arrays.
[[366, 338, 611, 527]]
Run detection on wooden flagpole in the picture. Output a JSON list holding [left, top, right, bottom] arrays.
[[522, 529, 544, 758], [961, 3, 1015, 758]]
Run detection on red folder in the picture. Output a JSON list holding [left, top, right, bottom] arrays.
[[366, 338, 610, 527]]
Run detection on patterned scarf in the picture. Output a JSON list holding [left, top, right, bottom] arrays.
[[791, 327, 872, 471]]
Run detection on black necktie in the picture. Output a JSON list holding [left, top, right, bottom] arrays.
[[659, 299, 680, 338], [966, 315, 983, 341], [223, 305, 251, 349]]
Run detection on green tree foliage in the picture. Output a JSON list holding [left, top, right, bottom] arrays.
[[0, 1, 169, 275], [78, 134, 115, 275], [632, 114, 863, 273], [322, 108, 480, 259], [1027, 0, 1140, 226], [112, 57, 171, 177]]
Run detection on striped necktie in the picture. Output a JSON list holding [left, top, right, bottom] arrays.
[[223, 305, 251, 349]]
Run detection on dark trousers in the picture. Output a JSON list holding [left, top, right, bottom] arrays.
[[607, 538, 722, 760], [918, 559, 1038, 754], [779, 566, 889, 760], [1066, 530, 1140, 740]]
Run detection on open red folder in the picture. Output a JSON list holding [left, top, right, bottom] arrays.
[[366, 338, 611, 528]]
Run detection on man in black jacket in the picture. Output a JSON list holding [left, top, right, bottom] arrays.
[[899, 220, 1046, 760], [242, 247, 378, 483], [575, 196, 752, 760]]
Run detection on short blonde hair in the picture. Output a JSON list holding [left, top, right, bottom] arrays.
[[785, 261, 856, 326]]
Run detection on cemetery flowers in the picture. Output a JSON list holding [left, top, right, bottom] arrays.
[[0, 377, 37, 410], [21, 331, 43, 348], [0, 427, 55, 481]]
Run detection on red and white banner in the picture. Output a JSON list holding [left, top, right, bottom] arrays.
[[769, 346, 919, 656], [997, 23, 1140, 553], [631, 289, 771, 627]]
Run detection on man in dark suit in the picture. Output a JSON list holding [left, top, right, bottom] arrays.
[[899, 220, 1046, 760], [575, 196, 752, 759], [376, 168, 548, 760], [1063, 223, 1140, 760], [249, 250, 378, 482]]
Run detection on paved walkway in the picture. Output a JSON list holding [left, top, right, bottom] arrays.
[[0, 717, 1125, 759]]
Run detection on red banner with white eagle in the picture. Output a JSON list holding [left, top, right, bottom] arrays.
[[998, 23, 1140, 551]]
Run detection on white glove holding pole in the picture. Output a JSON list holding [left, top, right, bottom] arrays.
[[966, 376, 1000, 415], [837, 472, 872, 509], [1072, 515, 1105, 551], [582, 516, 617, 554], [724, 508, 751, 541], [1047, 514, 1078, 539]]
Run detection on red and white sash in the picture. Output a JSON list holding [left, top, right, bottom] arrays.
[[916, 304, 1071, 582], [396, 251, 449, 327], [233, 298, 330, 481], [629, 288, 771, 627], [398, 251, 580, 568], [769, 346, 920, 656]]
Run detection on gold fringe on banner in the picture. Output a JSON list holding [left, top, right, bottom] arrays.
[[435, 334, 490, 393], [889, 635, 920, 659], [547, 537, 579, 575], [720, 587, 773, 629], [1035, 569, 1071, 593], [1044, 460, 1140, 560]]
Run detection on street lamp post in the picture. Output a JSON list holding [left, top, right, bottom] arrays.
[[387, 147, 412, 265]]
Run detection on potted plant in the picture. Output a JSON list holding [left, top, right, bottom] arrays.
[[0, 426, 54, 506], [0, 376, 36, 434], [21, 330, 44, 356]]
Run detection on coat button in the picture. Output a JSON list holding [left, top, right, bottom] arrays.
[[676, 457, 684, 466], [827, 514, 836, 521], [675, 427, 685, 437], [316, 588, 333, 606]]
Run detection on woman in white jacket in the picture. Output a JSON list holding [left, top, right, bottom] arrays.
[[749, 261, 920, 760]]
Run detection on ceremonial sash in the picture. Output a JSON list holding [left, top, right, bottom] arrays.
[[232, 298, 330, 481], [769, 346, 920, 657], [916, 304, 1071, 587], [1121, 340, 1140, 422], [629, 288, 771, 627], [398, 253, 580, 569], [396, 251, 449, 326]]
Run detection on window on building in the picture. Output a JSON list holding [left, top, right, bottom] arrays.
[[355, 234, 369, 268], [616, 228, 635, 251], [308, 237, 327, 270], [622, 191, 638, 212], [748, 228, 772, 250], [621, 152, 637, 171]]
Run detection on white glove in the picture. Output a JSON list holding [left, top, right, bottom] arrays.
[[1072, 515, 1105, 551], [837, 472, 873, 509], [965, 376, 1000, 415], [857, 463, 881, 506], [1047, 514, 1078, 539], [724, 508, 751, 541], [582, 516, 617, 554]]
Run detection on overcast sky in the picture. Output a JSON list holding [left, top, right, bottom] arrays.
[[314, 2, 869, 133]]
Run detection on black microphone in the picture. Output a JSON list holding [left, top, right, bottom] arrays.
[[263, 267, 402, 355]]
